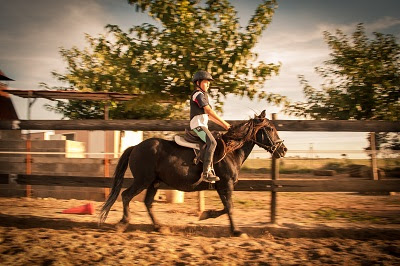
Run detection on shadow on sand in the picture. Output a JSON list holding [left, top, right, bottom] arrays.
[[0, 213, 399, 240]]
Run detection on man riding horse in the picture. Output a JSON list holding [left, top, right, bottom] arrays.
[[190, 71, 231, 182]]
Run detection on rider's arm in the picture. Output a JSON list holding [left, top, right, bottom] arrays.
[[204, 105, 231, 130]]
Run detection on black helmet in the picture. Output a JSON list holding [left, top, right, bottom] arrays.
[[192, 70, 214, 83]]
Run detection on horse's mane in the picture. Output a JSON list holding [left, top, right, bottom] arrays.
[[222, 116, 271, 153]]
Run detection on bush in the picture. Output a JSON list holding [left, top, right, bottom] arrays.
[[321, 162, 347, 173]]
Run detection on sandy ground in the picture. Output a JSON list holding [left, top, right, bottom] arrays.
[[0, 175, 399, 265]]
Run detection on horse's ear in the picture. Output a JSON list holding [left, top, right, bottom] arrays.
[[259, 110, 266, 118]]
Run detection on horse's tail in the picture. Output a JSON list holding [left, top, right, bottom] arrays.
[[99, 145, 135, 225]]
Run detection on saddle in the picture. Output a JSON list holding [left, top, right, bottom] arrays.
[[174, 129, 227, 165]]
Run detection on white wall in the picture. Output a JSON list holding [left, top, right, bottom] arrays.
[[88, 131, 105, 158], [117, 131, 143, 158]]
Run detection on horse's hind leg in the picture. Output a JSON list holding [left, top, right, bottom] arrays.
[[119, 181, 148, 225], [144, 181, 162, 231]]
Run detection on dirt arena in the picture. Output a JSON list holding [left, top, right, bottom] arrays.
[[0, 176, 399, 265]]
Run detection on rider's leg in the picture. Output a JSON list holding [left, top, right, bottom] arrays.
[[193, 126, 219, 182]]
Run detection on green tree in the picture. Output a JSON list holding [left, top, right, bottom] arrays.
[[285, 24, 399, 121], [45, 0, 282, 119], [284, 24, 400, 150]]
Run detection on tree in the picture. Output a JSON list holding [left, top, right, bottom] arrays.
[[284, 24, 400, 151], [285, 24, 400, 122], [45, 0, 282, 119]]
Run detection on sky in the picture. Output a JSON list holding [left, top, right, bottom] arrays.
[[1, 0, 399, 158]]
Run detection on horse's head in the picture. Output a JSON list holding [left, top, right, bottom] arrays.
[[223, 110, 287, 158], [251, 110, 287, 158]]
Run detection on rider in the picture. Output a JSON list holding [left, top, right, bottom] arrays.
[[190, 70, 231, 182]]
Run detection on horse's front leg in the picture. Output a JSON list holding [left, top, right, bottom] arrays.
[[216, 182, 246, 237]]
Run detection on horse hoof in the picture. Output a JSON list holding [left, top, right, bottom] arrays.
[[233, 230, 248, 238], [199, 211, 208, 221], [154, 225, 170, 234], [116, 221, 129, 232]]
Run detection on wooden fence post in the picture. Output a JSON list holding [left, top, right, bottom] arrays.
[[25, 93, 34, 198], [104, 104, 111, 199], [370, 132, 379, 180], [270, 113, 279, 224], [25, 137, 32, 197], [198, 191, 205, 213]]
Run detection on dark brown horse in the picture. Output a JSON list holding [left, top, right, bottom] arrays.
[[99, 110, 287, 236]]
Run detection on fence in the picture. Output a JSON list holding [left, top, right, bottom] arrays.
[[0, 118, 399, 223], [1, 173, 399, 193], [0, 119, 398, 131]]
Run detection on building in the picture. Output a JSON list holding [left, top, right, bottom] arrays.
[[0, 70, 21, 140], [29, 130, 143, 158]]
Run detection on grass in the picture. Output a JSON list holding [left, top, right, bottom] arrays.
[[241, 157, 399, 175], [204, 191, 268, 209], [234, 199, 256, 208], [311, 207, 381, 223]]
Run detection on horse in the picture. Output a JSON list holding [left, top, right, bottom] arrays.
[[99, 110, 287, 237]]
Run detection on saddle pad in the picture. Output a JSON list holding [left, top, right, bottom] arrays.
[[174, 135, 200, 150]]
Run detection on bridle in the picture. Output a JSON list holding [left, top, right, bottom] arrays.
[[252, 127, 284, 157], [224, 119, 285, 157]]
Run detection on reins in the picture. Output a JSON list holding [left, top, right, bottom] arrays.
[[223, 118, 284, 157]]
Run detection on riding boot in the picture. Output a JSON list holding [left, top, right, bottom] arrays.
[[202, 166, 219, 183], [202, 157, 220, 183]]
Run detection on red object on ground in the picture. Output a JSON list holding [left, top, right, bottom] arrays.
[[62, 203, 94, 215]]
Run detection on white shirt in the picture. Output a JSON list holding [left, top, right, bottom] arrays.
[[190, 114, 209, 129]]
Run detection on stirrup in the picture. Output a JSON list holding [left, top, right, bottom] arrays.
[[202, 168, 220, 183]]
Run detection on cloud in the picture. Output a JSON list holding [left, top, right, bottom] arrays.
[[250, 15, 400, 105], [315, 16, 400, 36], [0, 0, 107, 83], [366, 16, 400, 32], [259, 16, 400, 57], [0, 0, 111, 119]]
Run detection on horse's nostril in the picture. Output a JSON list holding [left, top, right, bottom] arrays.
[[284, 147, 288, 152]]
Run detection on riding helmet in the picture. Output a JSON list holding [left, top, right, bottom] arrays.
[[192, 71, 214, 83]]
